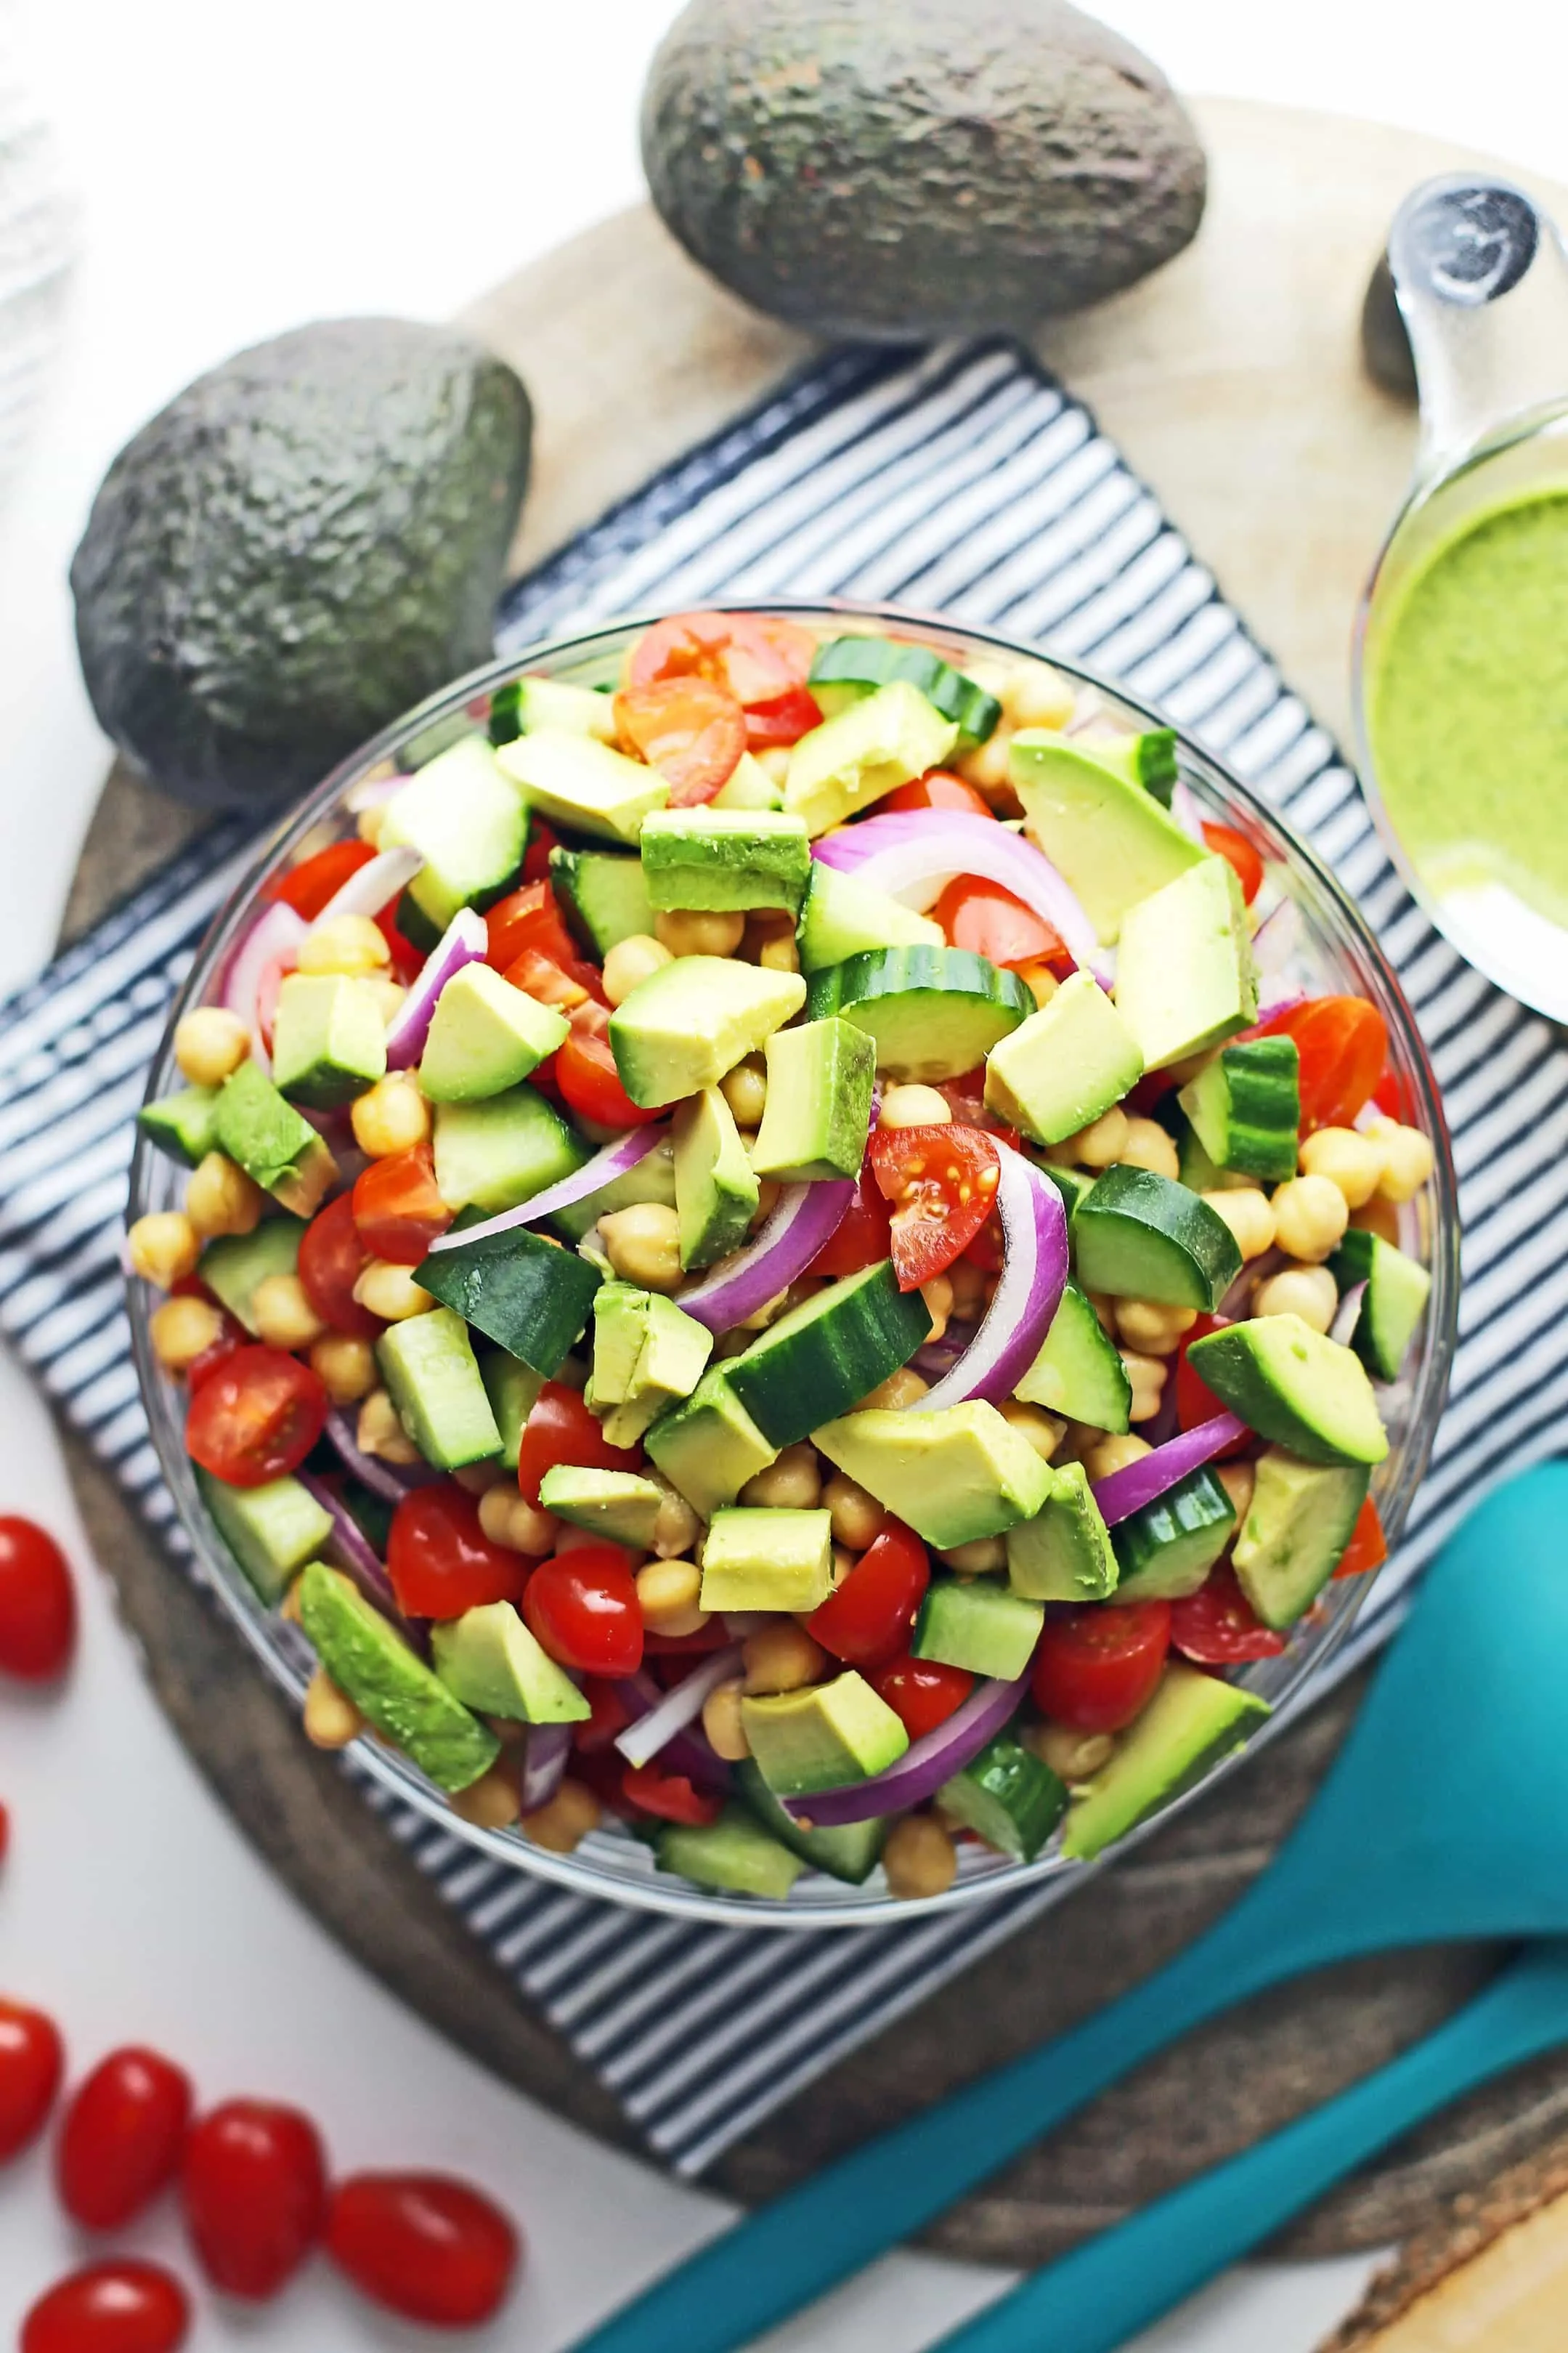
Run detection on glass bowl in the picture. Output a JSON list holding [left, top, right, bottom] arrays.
[[128, 603, 1459, 1928]]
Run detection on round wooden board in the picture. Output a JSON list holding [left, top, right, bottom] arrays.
[[60, 99, 1568, 2269]]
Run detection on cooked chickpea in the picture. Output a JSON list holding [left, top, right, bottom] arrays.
[[1367, 1117, 1435, 1203], [739, 1442, 821, 1511], [357, 1388, 423, 1466], [251, 1272, 328, 1352], [920, 1272, 954, 1344], [938, 1536, 1007, 1574], [184, 1152, 266, 1239], [947, 1258, 990, 1319], [758, 931, 800, 973], [1024, 1722, 1116, 1783], [302, 1667, 365, 1749], [307, 1334, 377, 1405], [449, 1765, 521, 1830], [1118, 1116, 1181, 1180], [823, 1473, 887, 1551], [521, 1778, 601, 1854], [453, 1460, 508, 1498], [353, 1260, 435, 1321], [149, 1294, 224, 1371], [955, 730, 1014, 791], [1216, 1459, 1256, 1523], [1121, 1350, 1169, 1424], [1002, 663, 1076, 732], [1084, 1431, 1153, 1483], [1086, 1291, 1118, 1336], [351, 1072, 429, 1159], [1272, 1173, 1349, 1263], [1049, 1106, 1129, 1170], [1203, 1187, 1276, 1260], [654, 907, 747, 958], [650, 1481, 702, 1560], [742, 1621, 826, 1696], [882, 1814, 958, 1900], [1253, 1262, 1339, 1333], [126, 1210, 200, 1289], [861, 1367, 930, 1410], [637, 1556, 707, 1638], [878, 1084, 952, 1130], [599, 1202, 683, 1293], [718, 1055, 767, 1128], [602, 932, 674, 1005], [1299, 1126, 1385, 1209], [173, 1005, 250, 1088], [296, 912, 390, 976], [830, 1544, 856, 1584], [1000, 1400, 1064, 1459], [478, 1486, 558, 1555], [701, 1677, 750, 1762], [1115, 1297, 1198, 1356]]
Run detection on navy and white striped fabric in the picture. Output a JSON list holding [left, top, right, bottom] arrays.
[[5, 336, 1566, 2181]]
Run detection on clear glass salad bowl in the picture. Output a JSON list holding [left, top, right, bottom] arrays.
[[127, 603, 1459, 1928]]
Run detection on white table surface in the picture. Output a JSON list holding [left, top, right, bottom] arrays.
[[0, 2, 1559, 2341]]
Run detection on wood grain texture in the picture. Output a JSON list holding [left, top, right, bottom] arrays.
[[57, 99, 1568, 2266]]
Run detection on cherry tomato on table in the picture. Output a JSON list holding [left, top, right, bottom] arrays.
[[57, 2046, 192, 2230], [1031, 1601, 1172, 1733], [1174, 1317, 1253, 1460], [808, 1522, 927, 1669], [1246, 995, 1389, 1133], [298, 1192, 381, 1340], [553, 1023, 665, 1128], [868, 1122, 1002, 1291], [621, 1763, 723, 1826], [20, 2259, 189, 2353], [933, 875, 1065, 971], [352, 1143, 453, 1264], [1200, 820, 1264, 905], [0, 1996, 64, 2158], [614, 678, 747, 806], [627, 610, 815, 705], [185, 1348, 327, 1489], [386, 1486, 527, 1621], [264, 839, 373, 920], [1169, 1565, 1285, 1665], [523, 1542, 643, 1677], [1334, 1495, 1389, 1579], [0, 1517, 76, 1681], [805, 1165, 892, 1279], [516, 1380, 641, 1509], [870, 1653, 974, 1741], [181, 2097, 326, 2299], [884, 771, 994, 819], [327, 2171, 520, 2327]]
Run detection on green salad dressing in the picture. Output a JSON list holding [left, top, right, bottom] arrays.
[[1367, 489, 1568, 931]]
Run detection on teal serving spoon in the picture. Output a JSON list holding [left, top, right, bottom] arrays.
[[935, 1936, 1568, 2353], [572, 1465, 1568, 2353]]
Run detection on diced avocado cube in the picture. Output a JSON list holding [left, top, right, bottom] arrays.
[[416, 1226, 600, 1377], [1075, 726, 1179, 804], [609, 956, 805, 1109], [646, 1368, 778, 1516], [381, 736, 527, 932], [654, 1804, 805, 1900], [938, 1732, 1068, 1863], [270, 973, 387, 1111], [490, 675, 617, 745], [783, 681, 958, 838], [1063, 1661, 1270, 1860], [497, 728, 668, 845], [1112, 1467, 1236, 1600], [699, 1507, 834, 1613], [640, 808, 811, 913], [673, 1087, 759, 1270], [583, 1281, 712, 1447], [1010, 732, 1206, 945], [811, 1402, 1053, 1550], [1187, 1313, 1390, 1467], [547, 1134, 677, 1247], [983, 970, 1143, 1147], [1013, 1282, 1132, 1433], [418, 964, 569, 1103], [1006, 1461, 1120, 1601], [1328, 1228, 1433, 1383], [712, 751, 785, 811], [751, 1017, 874, 1183], [198, 1469, 332, 1606], [377, 1308, 503, 1470], [794, 862, 943, 974], [584, 1281, 651, 1412], [431, 1086, 587, 1215], [430, 1599, 589, 1724], [1114, 856, 1259, 1071], [479, 1350, 542, 1470], [1178, 1034, 1301, 1184], [199, 1217, 304, 1335], [550, 847, 655, 960], [914, 1574, 1044, 1680], [734, 1760, 888, 1884], [214, 1060, 338, 1217], [138, 1085, 220, 1167], [539, 1466, 666, 1549], [742, 1669, 909, 1799], [1073, 1166, 1242, 1310], [727, 1260, 930, 1449], [298, 1563, 499, 1792], [1232, 1449, 1371, 1630]]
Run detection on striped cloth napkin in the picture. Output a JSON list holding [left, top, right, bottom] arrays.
[[4, 336, 1565, 2184]]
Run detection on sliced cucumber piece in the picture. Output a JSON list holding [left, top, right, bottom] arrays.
[[1073, 1166, 1242, 1309], [808, 633, 1002, 748], [1110, 1467, 1236, 1600], [938, 1731, 1067, 1862], [489, 676, 614, 746], [138, 1085, 219, 1167], [199, 1218, 304, 1335], [479, 1351, 543, 1470], [805, 946, 1031, 1082], [198, 1470, 331, 1607], [377, 1308, 503, 1472], [431, 1086, 588, 1216], [734, 1760, 887, 1884], [1187, 1314, 1389, 1468], [548, 1135, 676, 1245], [655, 1805, 805, 1900], [1328, 1228, 1432, 1382], [912, 1574, 1044, 1680], [415, 1226, 601, 1376], [550, 846, 655, 958], [1178, 1036, 1300, 1184], [1063, 1663, 1269, 1861], [725, 1259, 930, 1447], [795, 862, 943, 973], [1014, 1282, 1132, 1431]]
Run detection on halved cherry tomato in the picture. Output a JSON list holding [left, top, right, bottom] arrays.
[[868, 1122, 1002, 1290], [184, 1315, 246, 1391], [744, 684, 823, 749], [1169, 1565, 1285, 1664], [352, 1144, 453, 1264], [554, 1025, 665, 1127], [181, 2098, 326, 2299], [57, 2046, 193, 2230], [516, 1381, 640, 1507], [298, 1192, 381, 1339], [627, 610, 814, 705], [1174, 1317, 1252, 1459], [621, 1763, 723, 1826], [805, 1165, 893, 1278], [21, 2259, 190, 2353], [1333, 1494, 1389, 1579], [884, 771, 994, 819], [265, 840, 374, 920], [326, 2171, 519, 2327], [0, 1518, 76, 1682], [484, 880, 582, 979], [1031, 1601, 1171, 1733], [1246, 995, 1389, 1133], [613, 678, 747, 806], [522, 1542, 643, 1677], [869, 1653, 974, 1740], [1200, 820, 1264, 905], [503, 946, 593, 1011], [186, 1348, 327, 1489], [386, 1486, 527, 1620], [933, 875, 1064, 970], [0, 1998, 64, 2158], [572, 1678, 634, 1753], [807, 1521, 927, 1669]]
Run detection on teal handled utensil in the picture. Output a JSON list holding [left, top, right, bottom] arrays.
[[933, 1937, 1568, 2353], [572, 1465, 1568, 2353]]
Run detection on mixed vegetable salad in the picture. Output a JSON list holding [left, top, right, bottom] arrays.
[[129, 611, 1437, 1906]]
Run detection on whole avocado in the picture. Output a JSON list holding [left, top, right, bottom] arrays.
[[642, 0, 1206, 341], [71, 318, 531, 811]]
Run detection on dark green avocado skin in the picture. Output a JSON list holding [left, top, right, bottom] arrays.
[[642, 0, 1206, 340], [70, 318, 531, 811]]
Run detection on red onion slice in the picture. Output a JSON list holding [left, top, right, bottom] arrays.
[[1217, 1249, 1283, 1319], [519, 1722, 573, 1813], [317, 844, 423, 923], [298, 1471, 397, 1611], [324, 1406, 442, 1502], [918, 1148, 1068, 1410], [615, 1643, 744, 1770], [384, 909, 489, 1071], [611, 1672, 733, 1789], [219, 900, 306, 1072], [426, 1123, 670, 1253], [1330, 1278, 1368, 1350], [1091, 1412, 1248, 1526], [784, 1671, 1028, 1827], [812, 810, 1105, 980], [677, 1179, 855, 1335]]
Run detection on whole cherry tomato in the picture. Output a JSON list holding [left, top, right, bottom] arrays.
[[555, 1025, 665, 1128], [808, 1522, 927, 1669], [1031, 1602, 1171, 1733], [184, 1348, 327, 1489], [1333, 1495, 1389, 1579], [933, 875, 1063, 969], [265, 840, 374, 920], [867, 1122, 1002, 1289], [0, 1998, 64, 2159], [20, 2259, 190, 2353], [1174, 1317, 1252, 1459], [386, 1486, 527, 1621], [326, 2171, 520, 2326], [352, 1144, 453, 1264], [1199, 820, 1264, 904], [516, 1381, 640, 1508], [883, 771, 994, 819], [613, 678, 747, 806], [0, 1518, 76, 1682], [57, 2046, 193, 2230], [1246, 995, 1388, 1133], [297, 1193, 381, 1340], [1169, 1565, 1285, 1665], [805, 1165, 892, 1279], [621, 1764, 723, 1826], [869, 1653, 974, 1741], [181, 2098, 326, 2299], [523, 1542, 643, 1677]]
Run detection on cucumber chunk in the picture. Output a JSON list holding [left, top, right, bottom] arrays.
[[1328, 1228, 1432, 1382], [138, 1085, 219, 1167], [415, 1225, 600, 1376], [655, 1805, 805, 1900], [1187, 1313, 1389, 1467], [550, 847, 656, 959], [795, 863, 943, 973], [913, 1574, 1044, 1680], [726, 1259, 930, 1447], [1014, 1281, 1132, 1431], [199, 1218, 304, 1335], [939, 1731, 1067, 1862], [1110, 1467, 1236, 1600], [805, 946, 1031, 1082], [1177, 1036, 1301, 1184], [1063, 1662, 1269, 1860], [734, 1760, 887, 1884], [808, 634, 1002, 748], [1073, 1165, 1242, 1309]]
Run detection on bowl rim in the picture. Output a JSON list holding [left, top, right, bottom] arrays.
[[128, 598, 1461, 1929]]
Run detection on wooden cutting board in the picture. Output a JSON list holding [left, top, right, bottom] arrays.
[[60, 98, 1568, 2271]]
